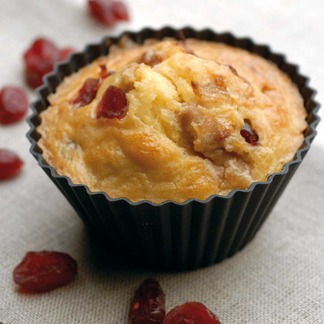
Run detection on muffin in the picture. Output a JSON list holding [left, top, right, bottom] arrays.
[[28, 27, 319, 270]]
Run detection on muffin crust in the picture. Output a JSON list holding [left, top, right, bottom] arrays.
[[38, 39, 307, 203]]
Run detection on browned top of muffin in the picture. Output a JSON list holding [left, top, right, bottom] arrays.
[[38, 39, 306, 203]]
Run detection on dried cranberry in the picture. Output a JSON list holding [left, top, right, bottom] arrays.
[[0, 149, 24, 180], [88, 0, 129, 27], [129, 278, 166, 324], [96, 85, 128, 119], [23, 38, 61, 89], [163, 302, 221, 324], [99, 64, 114, 80], [71, 78, 100, 108], [240, 119, 259, 146], [23, 38, 75, 89], [13, 251, 77, 293], [0, 86, 28, 125]]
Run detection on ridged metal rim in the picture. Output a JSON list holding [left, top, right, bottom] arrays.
[[26, 26, 320, 207]]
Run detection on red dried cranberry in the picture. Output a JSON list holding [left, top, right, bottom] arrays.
[[0, 87, 28, 125], [129, 278, 166, 324], [23, 38, 61, 89], [23, 38, 75, 89], [0, 149, 24, 180], [96, 85, 128, 119], [88, 0, 129, 27], [99, 64, 114, 80], [71, 78, 100, 108], [13, 251, 77, 293], [240, 119, 259, 146], [163, 302, 221, 324]]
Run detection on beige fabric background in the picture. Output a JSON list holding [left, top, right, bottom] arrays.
[[1, 0, 323, 323]]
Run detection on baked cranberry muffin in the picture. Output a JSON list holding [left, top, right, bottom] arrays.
[[28, 27, 319, 269]]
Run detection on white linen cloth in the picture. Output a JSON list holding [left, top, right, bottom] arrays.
[[1, 0, 323, 323]]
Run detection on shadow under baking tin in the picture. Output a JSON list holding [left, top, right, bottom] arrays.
[[27, 27, 320, 271]]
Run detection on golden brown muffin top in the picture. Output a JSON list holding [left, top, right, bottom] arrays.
[[38, 39, 307, 203]]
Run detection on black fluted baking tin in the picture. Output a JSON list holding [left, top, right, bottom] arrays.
[[27, 27, 320, 270]]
